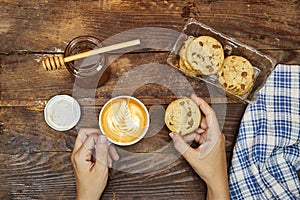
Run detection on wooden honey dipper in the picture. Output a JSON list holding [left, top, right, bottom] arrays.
[[41, 39, 141, 71]]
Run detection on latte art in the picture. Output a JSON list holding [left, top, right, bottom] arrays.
[[99, 96, 149, 146], [110, 101, 140, 136]]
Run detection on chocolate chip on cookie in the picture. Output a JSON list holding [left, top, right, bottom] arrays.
[[164, 97, 201, 135], [186, 36, 224, 75], [218, 56, 254, 96]]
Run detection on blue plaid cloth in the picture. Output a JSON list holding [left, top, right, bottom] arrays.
[[229, 64, 300, 199]]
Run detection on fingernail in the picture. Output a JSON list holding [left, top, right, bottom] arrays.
[[98, 135, 107, 144], [169, 132, 175, 139]]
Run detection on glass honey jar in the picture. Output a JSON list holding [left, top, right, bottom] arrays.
[[64, 36, 110, 88]]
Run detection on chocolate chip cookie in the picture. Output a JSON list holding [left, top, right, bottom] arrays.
[[164, 97, 201, 135], [186, 36, 224, 75], [218, 56, 254, 95], [179, 38, 201, 76]]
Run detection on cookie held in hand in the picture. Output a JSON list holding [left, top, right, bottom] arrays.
[[165, 97, 201, 135]]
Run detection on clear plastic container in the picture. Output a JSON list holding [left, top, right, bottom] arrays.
[[167, 18, 277, 103]]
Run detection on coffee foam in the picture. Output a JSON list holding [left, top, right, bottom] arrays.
[[100, 97, 149, 145]]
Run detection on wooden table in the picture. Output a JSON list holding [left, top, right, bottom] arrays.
[[1, 0, 299, 199]]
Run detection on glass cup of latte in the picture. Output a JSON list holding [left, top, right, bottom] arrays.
[[99, 96, 150, 146]]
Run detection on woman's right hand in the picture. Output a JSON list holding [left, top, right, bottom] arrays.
[[169, 94, 230, 200]]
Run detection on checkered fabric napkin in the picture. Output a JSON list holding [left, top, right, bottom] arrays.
[[229, 64, 300, 199]]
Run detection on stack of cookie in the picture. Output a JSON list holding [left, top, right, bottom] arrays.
[[179, 36, 224, 76], [178, 36, 254, 96]]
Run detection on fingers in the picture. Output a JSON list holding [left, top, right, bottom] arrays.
[[196, 128, 206, 134], [109, 145, 120, 161], [82, 133, 98, 152], [73, 128, 101, 153], [106, 145, 120, 168], [200, 117, 208, 130], [182, 133, 197, 143], [182, 132, 206, 145], [94, 135, 109, 169], [74, 133, 98, 168], [169, 132, 197, 163], [191, 94, 213, 117], [199, 134, 207, 144], [108, 155, 112, 168], [72, 128, 120, 170], [73, 133, 84, 154]]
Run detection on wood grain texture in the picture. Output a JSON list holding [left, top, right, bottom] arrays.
[[0, 53, 241, 104], [0, 146, 237, 200], [0, 103, 244, 199], [0, 103, 245, 154], [0, 0, 299, 63], [0, 152, 208, 200], [1, 0, 299, 199], [0, 152, 76, 199]]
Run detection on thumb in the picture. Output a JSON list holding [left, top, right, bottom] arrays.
[[94, 135, 109, 169], [169, 132, 196, 163]]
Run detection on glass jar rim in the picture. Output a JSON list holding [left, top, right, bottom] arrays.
[[64, 36, 107, 78]]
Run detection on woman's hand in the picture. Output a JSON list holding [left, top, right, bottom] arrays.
[[169, 94, 229, 200], [71, 128, 119, 200]]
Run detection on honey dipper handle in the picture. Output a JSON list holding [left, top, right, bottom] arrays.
[[63, 39, 141, 63]]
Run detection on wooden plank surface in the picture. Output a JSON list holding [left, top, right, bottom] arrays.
[[1, 0, 299, 64], [0, 104, 245, 200], [0, 53, 232, 102], [1, 0, 299, 199]]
